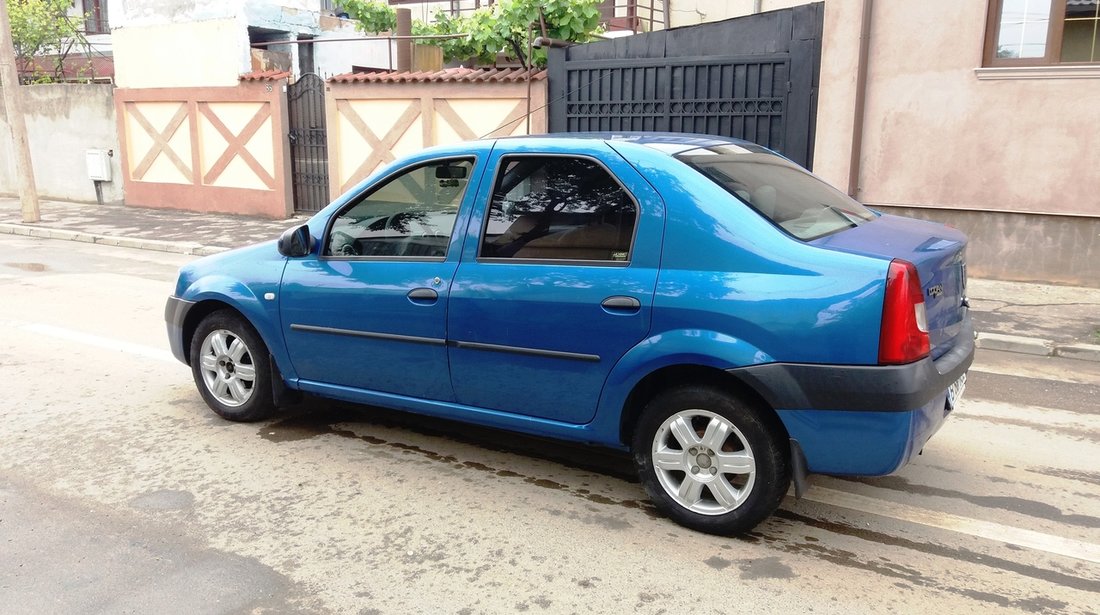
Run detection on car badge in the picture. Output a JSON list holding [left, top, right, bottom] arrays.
[[927, 284, 944, 299]]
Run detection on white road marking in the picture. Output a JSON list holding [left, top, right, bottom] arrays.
[[18, 322, 177, 364], [970, 362, 1100, 386], [805, 486, 1100, 564]]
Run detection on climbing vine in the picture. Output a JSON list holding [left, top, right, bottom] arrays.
[[346, 0, 603, 67]]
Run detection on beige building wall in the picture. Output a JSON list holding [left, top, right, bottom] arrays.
[[113, 19, 245, 89]]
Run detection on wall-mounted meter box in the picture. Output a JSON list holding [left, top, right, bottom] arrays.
[[85, 149, 112, 181]]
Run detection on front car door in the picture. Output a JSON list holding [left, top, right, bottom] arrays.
[[280, 155, 482, 401], [447, 141, 664, 424]]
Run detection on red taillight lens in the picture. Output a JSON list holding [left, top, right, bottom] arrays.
[[879, 259, 930, 365]]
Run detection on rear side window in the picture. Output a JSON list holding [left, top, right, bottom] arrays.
[[479, 156, 636, 262], [676, 144, 875, 241]]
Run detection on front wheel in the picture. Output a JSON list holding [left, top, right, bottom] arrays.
[[190, 311, 276, 422], [633, 386, 790, 535]]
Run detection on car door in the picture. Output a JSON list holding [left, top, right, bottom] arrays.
[[447, 142, 664, 424], [279, 156, 481, 401]]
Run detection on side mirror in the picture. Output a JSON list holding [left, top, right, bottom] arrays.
[[277, 224, 314, 257]]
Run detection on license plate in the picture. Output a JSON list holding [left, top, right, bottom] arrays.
[[946, 373, 967, 410]]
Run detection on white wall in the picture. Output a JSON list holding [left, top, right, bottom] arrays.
[[669, 0, 810, 28], [0, 84, 124, 204], [110, 0, 377, 85]]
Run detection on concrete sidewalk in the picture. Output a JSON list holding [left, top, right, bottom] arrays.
[[2, 197, 1098, 362]]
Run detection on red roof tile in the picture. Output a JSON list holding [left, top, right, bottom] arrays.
[[239, 69, 292, 82], [328, 67, 547, 84]]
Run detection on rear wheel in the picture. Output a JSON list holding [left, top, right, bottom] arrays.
[[190, 311, 275, 422], [633, 385, 790, 535]]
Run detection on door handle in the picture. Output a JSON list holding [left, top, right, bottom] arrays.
[[407, 288, 438, 303], [601, 296, 641, 312]]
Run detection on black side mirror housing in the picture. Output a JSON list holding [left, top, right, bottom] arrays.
[[277, 224, 314, 257]]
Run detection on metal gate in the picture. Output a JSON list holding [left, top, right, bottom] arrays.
[[547, 3, 822, 169], [287, 73, 330, 213]]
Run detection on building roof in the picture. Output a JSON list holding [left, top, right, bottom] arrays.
[[327, 67, 547, 84], [239, 70, 292, 81]]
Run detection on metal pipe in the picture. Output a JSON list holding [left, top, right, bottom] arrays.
[[847, 0, 874, 199], [532, 37, 573, 49], [753, 0, 763, 14], [249, 33, 470, 47]]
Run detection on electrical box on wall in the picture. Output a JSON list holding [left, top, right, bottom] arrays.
[[85, 149, 112, 181]]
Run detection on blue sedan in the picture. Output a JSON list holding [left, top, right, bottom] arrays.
[[165, 133, 973, 535]]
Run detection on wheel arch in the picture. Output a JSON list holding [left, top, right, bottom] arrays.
[[617, 364, 790, 450], [180, 299, 249, 365]]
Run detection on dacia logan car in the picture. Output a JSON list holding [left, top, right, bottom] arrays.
[[166, 133, 973, 535]]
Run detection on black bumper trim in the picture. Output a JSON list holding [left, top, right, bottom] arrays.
[[729, 319, 974, 413], [165, 296, 195, 365]]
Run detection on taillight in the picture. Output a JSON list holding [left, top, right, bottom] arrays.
[[879, 259, 930, 365]]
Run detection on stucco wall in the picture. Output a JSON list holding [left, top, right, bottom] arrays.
[[853, 1, 1100, 218], [0, 84, 124, 204]]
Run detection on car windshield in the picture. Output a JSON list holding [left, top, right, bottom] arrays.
[[674, 144, 875, 240]]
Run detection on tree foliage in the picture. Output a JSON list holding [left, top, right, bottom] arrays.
[[346, 0, 602, 67], [339, 0, 397, 34], [5, 0, 91, 82]]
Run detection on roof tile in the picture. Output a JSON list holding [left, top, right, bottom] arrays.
[[327, 67, 546, 84], [239, 69, 292, 82]]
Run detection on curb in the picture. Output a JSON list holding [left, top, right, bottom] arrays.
[[975, 332, 1100, 363], [5, 221, 1099, 364], [0, 223, 229, 257]]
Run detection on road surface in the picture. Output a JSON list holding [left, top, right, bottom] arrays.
[[0, 235, 1097, 614]]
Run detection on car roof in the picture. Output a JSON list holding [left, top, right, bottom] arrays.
[[411, 132, 766, 161], [498, 131, 745, 148]]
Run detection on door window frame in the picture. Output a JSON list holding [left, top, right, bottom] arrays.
[[321, 156, 478, 262], [475, 153, 642, 267]]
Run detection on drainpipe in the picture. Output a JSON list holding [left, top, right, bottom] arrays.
[[753, 0, 762, 14], [848, 0, 873, 198]]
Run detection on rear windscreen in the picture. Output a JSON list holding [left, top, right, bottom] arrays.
[[675, 144, 875, 240]]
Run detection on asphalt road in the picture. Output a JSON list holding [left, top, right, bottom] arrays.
[[1, 235, 1097, 614]]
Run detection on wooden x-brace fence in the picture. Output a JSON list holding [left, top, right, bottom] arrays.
[[115, 82, 292, 218]]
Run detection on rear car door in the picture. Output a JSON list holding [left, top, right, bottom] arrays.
[[279, 156, 481, 401], [447, 142, 664, 424]]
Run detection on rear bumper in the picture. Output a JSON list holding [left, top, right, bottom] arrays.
[[729, 316, 974, 475], [729, 317, 974, 413], [164, 295, 195, 365]]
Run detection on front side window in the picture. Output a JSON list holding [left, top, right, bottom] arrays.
[[676, 144, 875, 241], [986, 0, 1100, 65], [325, 158, 473, 258], [479, 156, 637, 262]]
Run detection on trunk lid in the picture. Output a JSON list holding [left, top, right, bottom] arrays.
[[811, 213, 968, 358]]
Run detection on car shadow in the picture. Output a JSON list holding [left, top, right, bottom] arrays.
[[259, 395, 639, 483]]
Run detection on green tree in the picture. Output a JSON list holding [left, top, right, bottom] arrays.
[[338, 0, 397, 34], [5, 0, 91, 82], [347, 0, 603, 67]]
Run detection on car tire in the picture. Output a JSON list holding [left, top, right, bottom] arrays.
[[633, 385, 790, 535], [189, 310, 276, 422]]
